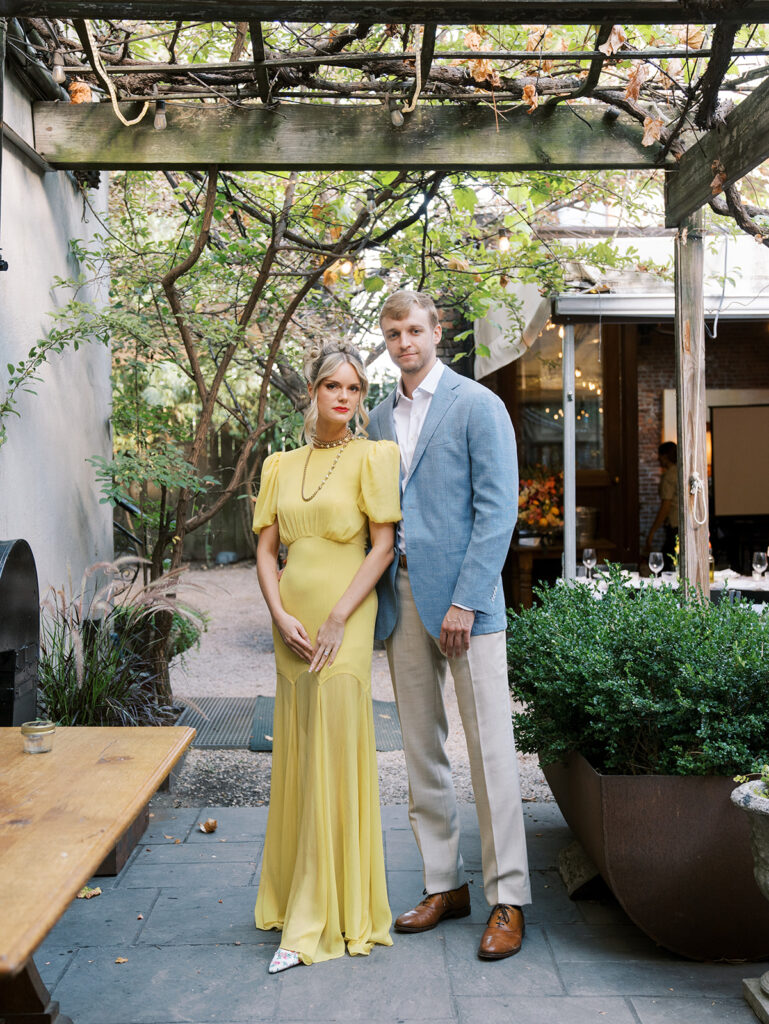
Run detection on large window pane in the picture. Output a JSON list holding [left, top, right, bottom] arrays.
[[518, 324, 604, 472]]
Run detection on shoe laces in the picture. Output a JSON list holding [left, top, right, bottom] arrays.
[[490, 903, 511, 925]]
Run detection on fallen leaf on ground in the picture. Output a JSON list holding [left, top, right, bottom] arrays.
[[200, 818, 218, 834], [115, 957, 128, 964], [77, 886, 102, 899]]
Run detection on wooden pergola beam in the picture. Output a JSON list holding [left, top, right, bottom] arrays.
[[6, 1, 768, 22], [665, 73, 769, 227], [32, 100, 677, 171]]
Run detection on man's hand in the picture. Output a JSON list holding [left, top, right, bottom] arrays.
[[439, 605, 475, 658]]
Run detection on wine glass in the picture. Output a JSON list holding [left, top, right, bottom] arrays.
[[752, 551, 768, 579], [649, 551, 665, 580], [582, 548, 597, 581]]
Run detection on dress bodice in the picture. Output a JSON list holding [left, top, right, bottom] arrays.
[[252, 438, 401, 546]]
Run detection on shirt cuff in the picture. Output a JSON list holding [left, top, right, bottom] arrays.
[[453, 603, 475, 612]]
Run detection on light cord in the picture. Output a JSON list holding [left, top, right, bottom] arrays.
[[402, 26, 424, 114], [84, 19, 150, 127]]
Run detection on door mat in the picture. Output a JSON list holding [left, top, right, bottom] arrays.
[[176, 697, 258, 749], [249, 695, 402, 752]]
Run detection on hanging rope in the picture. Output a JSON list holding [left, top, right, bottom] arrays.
[[83, 19, 150, 127], [402, 26, 424, 114], [689, 470, 708, 526]]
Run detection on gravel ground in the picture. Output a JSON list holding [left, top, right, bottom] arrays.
[[155, 560, 552, 808]]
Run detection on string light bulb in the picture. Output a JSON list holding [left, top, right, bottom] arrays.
[[390, 108, 404, 128], [498, 227, 510, 253], [153, 97, 167, 131], [340, 259, 353, 275], [366, 188, 376, 215], [52, 51, 66, 85]]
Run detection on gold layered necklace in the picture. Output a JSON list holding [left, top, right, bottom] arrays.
[[301, 429, 353, 502]]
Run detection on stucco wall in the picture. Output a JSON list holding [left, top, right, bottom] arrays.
[[0, 68, 112, 599]]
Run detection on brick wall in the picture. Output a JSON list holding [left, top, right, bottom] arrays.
[[436, 302, 474, 378], [637, 322, 769, 541]]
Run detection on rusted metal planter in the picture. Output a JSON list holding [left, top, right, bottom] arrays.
[[543, 752, 769, 961]]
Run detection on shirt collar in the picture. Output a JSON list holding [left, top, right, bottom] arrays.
[[394, 359, 445, 405]]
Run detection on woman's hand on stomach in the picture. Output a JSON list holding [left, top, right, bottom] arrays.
[[309, 613, 345, 673], [275, 612, 314, 662]]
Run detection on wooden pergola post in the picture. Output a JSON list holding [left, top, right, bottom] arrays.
[[673, 209, 709, 597]]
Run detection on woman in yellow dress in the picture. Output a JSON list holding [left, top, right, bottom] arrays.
[[252, 342, 401, 974]]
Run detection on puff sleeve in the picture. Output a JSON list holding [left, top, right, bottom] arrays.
[[358, 441, 402, 523], [252, 452, 281, 534]]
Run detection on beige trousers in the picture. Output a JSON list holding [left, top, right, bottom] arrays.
[[386, 569, 531, 907]]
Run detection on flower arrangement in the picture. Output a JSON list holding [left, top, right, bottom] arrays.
[[518, 468, 564, 533]]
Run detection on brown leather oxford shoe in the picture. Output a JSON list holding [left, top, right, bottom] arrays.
[[477, 904, 525, 960], [394, 883, 471, 933]]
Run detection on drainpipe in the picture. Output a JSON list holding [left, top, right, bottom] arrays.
[[562, 323, 576, 578]]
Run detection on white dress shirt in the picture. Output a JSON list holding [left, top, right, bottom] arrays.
[[392, 359, 445, 555]]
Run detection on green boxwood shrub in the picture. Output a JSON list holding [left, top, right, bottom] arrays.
[[507, 566, 769, 776]]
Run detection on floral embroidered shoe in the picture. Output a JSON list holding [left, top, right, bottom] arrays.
[[268, 948, 302, 974]]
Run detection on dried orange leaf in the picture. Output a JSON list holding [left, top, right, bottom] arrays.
[[624, 63, 650, 102], [68, 80, 92, 104], [199, 818, 218, 834], [674, 24, 705, 49], [115, 957, 128, 964], [523, 83, 539, 113], [641, 116, 664, 147], [77, 885, 102, 900], [710, 158, 727, 195], [598, 25, 627, 57], [446, 256, 470, 272], [526, 25, 551, 52], [464, 29, 483, 51]]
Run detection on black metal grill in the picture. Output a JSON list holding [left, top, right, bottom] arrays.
[[0, 539, 39, 726]]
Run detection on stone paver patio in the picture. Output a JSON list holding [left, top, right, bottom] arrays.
[[39, 801, 758, 1024]]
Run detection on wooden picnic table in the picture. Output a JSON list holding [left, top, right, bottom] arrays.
[[0, 726, 195, 1024]]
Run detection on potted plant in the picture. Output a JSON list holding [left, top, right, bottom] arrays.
[[732, 766, 769, 1015], [507, 566, 769, 961]]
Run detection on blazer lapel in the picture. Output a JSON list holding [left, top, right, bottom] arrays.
[[407, 368, 460, 480]]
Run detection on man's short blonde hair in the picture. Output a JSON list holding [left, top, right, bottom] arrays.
[[379, 290, 439, 329]]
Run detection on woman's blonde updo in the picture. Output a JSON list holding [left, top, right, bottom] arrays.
[[303, 341, 370, 444]]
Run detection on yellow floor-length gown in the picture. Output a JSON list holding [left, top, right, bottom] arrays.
[[252, 437, 401, 965]]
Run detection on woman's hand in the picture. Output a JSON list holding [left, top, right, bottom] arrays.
[[275, 612, 314, 663], [309, 613, 345, 673]]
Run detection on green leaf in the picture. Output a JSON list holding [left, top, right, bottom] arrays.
[[363, 275, 385, 293], [453, 187, 478, 213], [475, 343, 491, 358]]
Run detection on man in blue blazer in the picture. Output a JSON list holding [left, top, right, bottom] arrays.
[[368, 290, 531, 960]]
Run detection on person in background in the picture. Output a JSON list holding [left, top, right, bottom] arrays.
[[645, 441, 678, 570]]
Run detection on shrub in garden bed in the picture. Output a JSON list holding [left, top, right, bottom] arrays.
[[38, 560, 203, 726], [507, 566, 769, 776]]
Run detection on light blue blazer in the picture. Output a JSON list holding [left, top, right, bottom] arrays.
[[368, 365, 518, 641]]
